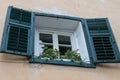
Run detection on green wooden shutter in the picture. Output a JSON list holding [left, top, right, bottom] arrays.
[[86, 18, 120, 63], [10, 7, 31, 25], [7, 26, 28, 53], [0, 6, 34, 57]]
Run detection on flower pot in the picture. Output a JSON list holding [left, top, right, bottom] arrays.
[[62, 59, 71, 61]]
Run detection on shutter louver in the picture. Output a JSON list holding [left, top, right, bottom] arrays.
[[7, 26, 28, 53], [21, 10, 31, 24], [92, 36, 115, 60], [10, 7, 31, 25], [87, 19, 109, 34], [10, 8, 21, 21], [86, 18, 120, 63]]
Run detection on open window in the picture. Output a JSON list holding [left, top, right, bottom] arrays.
[[0, 6, 120, 68], [32, 15, 93, 67]]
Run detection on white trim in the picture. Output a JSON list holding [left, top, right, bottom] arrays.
[[59, 44, 71, 47], [36, 28, 73, 35], [71, 34, 76, 51], [53, 33, 58, 50], [42, 42, 53, 46], [34, 29, 40, 56], [74, 22, 90, 63], [36, 26, 75, 33]]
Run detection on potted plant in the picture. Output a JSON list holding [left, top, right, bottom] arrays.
[[61, 50, 82, 62], [38, 47, 82, 62], [38, 47, 59, 60]]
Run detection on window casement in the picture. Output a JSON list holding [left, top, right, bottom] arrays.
[[58, 35, 72, 55], [33, 16, 91, 67], [0, 6, 120, 68], [39, 33, 72, 56]]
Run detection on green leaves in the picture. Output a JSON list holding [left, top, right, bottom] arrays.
[[63, 50, 82, 62], [38, 48, 82, 62], [39, 48, 59, 59]]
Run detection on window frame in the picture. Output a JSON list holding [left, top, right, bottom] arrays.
[[29, 12, 96, 68], [38, 30, 73, 56]]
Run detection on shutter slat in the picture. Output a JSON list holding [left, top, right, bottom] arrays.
[[86, 19, 109, 34], [10, 7, 31, 25], [7, 26, 28, 53], [92, 36, 115, 60]]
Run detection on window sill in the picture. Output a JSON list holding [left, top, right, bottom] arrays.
[[29, 58, 95, 68]]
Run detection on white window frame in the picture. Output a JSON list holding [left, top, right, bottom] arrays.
[[34, 22, 90, 63], [39, 30, 73, 51]]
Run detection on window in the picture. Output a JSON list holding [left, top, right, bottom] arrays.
[[39, 33, 72, 55], [0, 6, 120, 68], [34, 15, 91, 65]]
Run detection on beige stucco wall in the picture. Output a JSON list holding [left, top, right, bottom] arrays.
[[0, 0, 120, 80]]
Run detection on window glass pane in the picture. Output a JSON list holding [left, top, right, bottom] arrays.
[[39, 33, 52, 43], [58, 35, 72, 55], [59, 46, 71, 55], [39, 33, 53, 51], [58, 35, 71, 45]]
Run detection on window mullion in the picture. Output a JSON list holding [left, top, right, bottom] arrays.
[[53, 33, 59, 50]]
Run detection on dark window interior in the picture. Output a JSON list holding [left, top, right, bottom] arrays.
[[59, 46, 71, 55], [39, 33, 53, 49], [39, 33, 53, 43], [58, 35, 71, 55], [58, 35, 71, 45]]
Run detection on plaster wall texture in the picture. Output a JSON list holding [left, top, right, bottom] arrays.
[[0, 0, 120, 80]]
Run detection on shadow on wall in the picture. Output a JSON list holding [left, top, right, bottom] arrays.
[[97, 63, 120, 69], [0, 53, 28, 62]]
